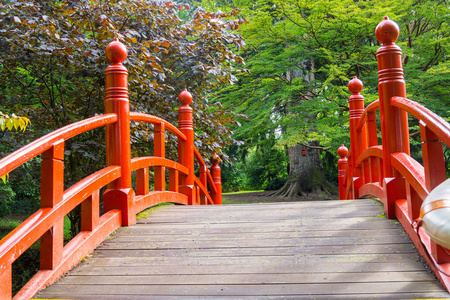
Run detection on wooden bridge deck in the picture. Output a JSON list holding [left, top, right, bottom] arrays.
[[34, 200, 450, 299]]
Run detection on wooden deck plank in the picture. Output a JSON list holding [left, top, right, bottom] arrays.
[[33, 200, 450, 299], [34, 282, 447, 296]]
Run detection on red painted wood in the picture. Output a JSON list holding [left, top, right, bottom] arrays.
[[129, 112, 186, 142], [199, 164, 208, 204], [391, 96, 450, 147], [193, 177, 214, 205], [395, 200, 450, 293], [339, 17, 450, 293], [103, 39, 135, 226], [136, 167, 150, 196], [40, 141, 65, 270], [347, 77, 367, 198], [0, 114, 117, 179], [420, 121, 446, 191], [178, 89, 196, 205], [14, 210, 122, 300], [168, 169, 179, 192], [194, 147, 218, 195], [337, 145, 348, 200], [210, 153, 222, 205], [0, 265, 11, 299], [81, 190, 100, 232], [376, 16, 410, 218], [134, 191, 188, 214], [154, 123, 166, 191], [356, 100, 379, 134], [130, 156, 189, 175], [0, 38, 221, 299]]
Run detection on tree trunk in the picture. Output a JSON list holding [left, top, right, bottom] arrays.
[[273, 141, 337, 198], [272, 58, 337, 198]]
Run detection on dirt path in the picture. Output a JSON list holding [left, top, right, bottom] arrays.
[[222, 190, 338, 205]]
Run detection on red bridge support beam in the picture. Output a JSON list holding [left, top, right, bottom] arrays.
[[375, 17, 410, 219], [103, 39, 136, 226], [178, 89, 197, 205]]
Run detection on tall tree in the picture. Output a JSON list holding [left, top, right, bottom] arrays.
[[199, 0, 450, 196]]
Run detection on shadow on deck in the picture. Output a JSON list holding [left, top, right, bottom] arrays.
[[34, 200, 449, 299]]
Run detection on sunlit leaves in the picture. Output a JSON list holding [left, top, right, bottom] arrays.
[[0, 113, 30, 132]]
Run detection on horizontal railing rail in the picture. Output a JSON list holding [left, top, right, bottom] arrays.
[[0, 114, 117, 178]]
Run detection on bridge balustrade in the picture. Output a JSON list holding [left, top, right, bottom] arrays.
[[0, 39, 221, 300], [339, 17, 450, 291]]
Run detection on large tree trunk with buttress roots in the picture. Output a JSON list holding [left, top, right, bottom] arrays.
[[273, 142, 337, 198]]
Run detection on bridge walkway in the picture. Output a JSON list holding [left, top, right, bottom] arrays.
[[33, 200, 449, 299]]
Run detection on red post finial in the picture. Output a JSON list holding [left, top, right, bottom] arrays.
[[338, 144, 348, 200], [105, 39, 127, 64], [178, 89, 193, 106], [348, 76, 363, 95], [210, 153, 221, 166], [337, 144, 348, 159], [375, 16, 399, 45]]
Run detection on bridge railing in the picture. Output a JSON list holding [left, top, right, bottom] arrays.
[[0, 39, 221, 300], [339, 17, 450, 292]]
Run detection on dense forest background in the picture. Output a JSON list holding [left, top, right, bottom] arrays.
[[1, 0, 450, 293], [1, 0, 450, 215]]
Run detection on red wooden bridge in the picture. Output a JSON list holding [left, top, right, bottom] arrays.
[[2, 17, 450, 299]]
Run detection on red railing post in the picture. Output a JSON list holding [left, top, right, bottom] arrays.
[[338, 145, 348, 200], [366, 110, 381, 184], [40, 140, 65, 270], [103, 39, 136, 226], [347, 77, 367, 198], [199, 164, 207, 204], [420, 120, 448, 262], [0, 265, 12, 299], [178, 89, 197, 205], [375, 17, 409, 219], [154, 123, 166, 191], [210, 153, 222, 205]]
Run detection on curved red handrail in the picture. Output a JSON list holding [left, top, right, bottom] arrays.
[[194, 147, 217, 195], [129, 112, 186, 142], [131, 156, 189, 175], [194, 177, 214, 204], [0, 165, 121, 268], [0, 114, 117, 177], [356, 100, 379, 132], [391, 97, 450, 147], [356, 145, 383, 166], [391, 152, 428, 200]]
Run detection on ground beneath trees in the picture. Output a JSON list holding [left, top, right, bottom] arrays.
[[222, 191, 338, 205]]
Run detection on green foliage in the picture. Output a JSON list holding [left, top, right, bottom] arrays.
[[221, 139, 288, 191], [0, 183, 15, 217], [199, 0, 450, 187], [0, 0, 248, 237]]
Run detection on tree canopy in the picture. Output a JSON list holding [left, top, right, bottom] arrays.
[[196, 0, 450, 192]]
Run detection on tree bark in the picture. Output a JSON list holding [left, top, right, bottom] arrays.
[[273, 142, 337, 197]]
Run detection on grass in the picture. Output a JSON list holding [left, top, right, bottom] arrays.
[[223, 190, 264, 195], [136, 202, 175, 219]]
